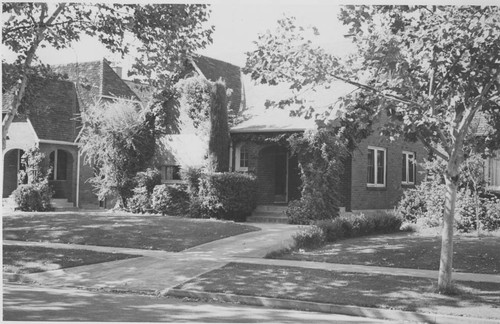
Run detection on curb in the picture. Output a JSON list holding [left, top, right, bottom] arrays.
[[164, 288, 499, 324]]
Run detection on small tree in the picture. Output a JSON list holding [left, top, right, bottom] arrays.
[[79, 99, 155, 208]]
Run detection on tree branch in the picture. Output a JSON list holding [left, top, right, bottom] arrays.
[[417, 133, 449, 161]]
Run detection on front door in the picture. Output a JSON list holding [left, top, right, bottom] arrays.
[[274, 151, 287, 202]]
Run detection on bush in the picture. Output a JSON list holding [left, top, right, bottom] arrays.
[[455, 192, 500, 232], [12, 180, 53, 211], [292, 226, 326, 249], [127, 187, 152, 214], [314, 211, 403, 243], [198, 172, 257, 221], [397, 180, 500, 232], [151, 184, 190, 216], [135, 168, 161, 194], [181, 166, 202, 198], [286, 197, 337, 225]]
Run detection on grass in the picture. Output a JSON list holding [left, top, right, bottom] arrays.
[[3, 213, 259, 252], [3, 245, 137, 274], [271, 232, 500, 274], [176, 262, 500, 320]]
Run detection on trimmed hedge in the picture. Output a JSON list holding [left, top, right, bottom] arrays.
[[292, 211, 405, 250], [12, 181, 53, 212], [198, 172, 257, 222], [151, 184, 190, 216]]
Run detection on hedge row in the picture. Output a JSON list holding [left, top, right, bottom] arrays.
[[292, 211, 405, 250]]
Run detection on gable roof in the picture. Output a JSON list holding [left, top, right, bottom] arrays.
[[50, 59, 140, 109], [190, 55, 244, 116]]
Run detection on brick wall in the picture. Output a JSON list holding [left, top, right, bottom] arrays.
[[349, 124, 427, 211]]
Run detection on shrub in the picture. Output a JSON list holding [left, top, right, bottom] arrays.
[[127, 186, 152, 214], [151, 184, 190, 216], [313, 211, 403, 243], [455, 192, 500, 232], [292, 226, 326, 250], [286, 197, 337, 225], [135, 168, 161, 194], [181, 166, 202, 198], [198, 172, 257, 221], [12, 180, 53, 211]]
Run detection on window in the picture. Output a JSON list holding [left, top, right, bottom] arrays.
[[486, 156, 500, 190], [402, 151, 416, 185], [161, 165, 181, 182], [367, 146, 386, 187], [235, 144, 249, 171], [48, 150, 68, 180]]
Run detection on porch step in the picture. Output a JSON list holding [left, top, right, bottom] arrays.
[[246, 205, 289, 224]]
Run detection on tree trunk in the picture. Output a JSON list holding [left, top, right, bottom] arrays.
[[438, 175, 457, 292]]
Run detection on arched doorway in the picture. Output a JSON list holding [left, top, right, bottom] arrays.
[[3, 149, 25, 198], [48, 149, 74, 200]]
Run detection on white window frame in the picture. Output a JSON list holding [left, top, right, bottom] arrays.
[[485, 156, 500, 191], [402, 151, 416, 185], [367, 146, 386, 188], [235, 143, 249, 172]]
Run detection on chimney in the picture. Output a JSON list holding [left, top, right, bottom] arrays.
[[112, 66, 123, 79]]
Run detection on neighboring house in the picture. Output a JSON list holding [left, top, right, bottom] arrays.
[[472, 112, 500, 194], [3, 59, 141, 208], [229, 109, 427, 212]]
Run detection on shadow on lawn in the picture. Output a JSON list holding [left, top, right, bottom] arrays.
[[278, 233, 500, 274], [3, 213, 259, 252], [177, 262, 500, 319]]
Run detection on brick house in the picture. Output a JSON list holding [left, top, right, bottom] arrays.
[[229, 109, 428, 212], [2, 59, 141, 208]]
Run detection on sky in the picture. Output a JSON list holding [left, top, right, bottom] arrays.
[[8, 1, 492, 113]]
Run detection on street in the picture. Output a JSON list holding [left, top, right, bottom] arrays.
[[3, 283, 388, 323]]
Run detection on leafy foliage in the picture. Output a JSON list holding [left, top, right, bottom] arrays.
[[3, 3, 213, 149], [126, 168, 161, 214], [292, 211, 404, 250], [12, 146, 54, 211], [151, 184, 190, 216], [198, 172, 258, 222], [79, 99, 155, 207]]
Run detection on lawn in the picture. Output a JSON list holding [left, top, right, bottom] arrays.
[[3, 213, 259, 252], [176, 262, 500, 320], [3, 245, 137, 274], [271, 232, 500, 274]]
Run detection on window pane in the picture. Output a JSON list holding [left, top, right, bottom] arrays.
[[402, 154, 407, 182], [56, 150, 67, 180], [240, 145, 248, 168], [377, 150, 385, 185], [409, 153, 415, 183], [367, 149, 375, 184]]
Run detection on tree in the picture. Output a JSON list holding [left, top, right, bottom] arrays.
[[2, 3, 213, 150], [244, 6, 500, 292], [79, 99, 155, 208]]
